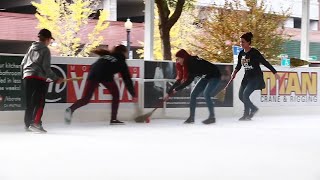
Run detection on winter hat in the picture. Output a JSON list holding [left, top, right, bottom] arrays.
[[38, 29, 55, 40]]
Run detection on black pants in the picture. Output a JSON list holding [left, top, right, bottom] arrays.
[[24, 78, 48, 127]]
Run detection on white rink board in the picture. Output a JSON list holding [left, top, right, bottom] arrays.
[[1, 53, 320, 122], [250, 66, 320, 107]]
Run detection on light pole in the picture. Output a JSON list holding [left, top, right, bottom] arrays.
[[124, 18, 133, 58]]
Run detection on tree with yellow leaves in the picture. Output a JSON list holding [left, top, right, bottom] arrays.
[[191, 0, 290, 63], [32, 0, 109, 57]]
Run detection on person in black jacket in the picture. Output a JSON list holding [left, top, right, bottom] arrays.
[[165, 49, 221, 124], [64, 45, 136, 125], [231, 32, 280, 120]]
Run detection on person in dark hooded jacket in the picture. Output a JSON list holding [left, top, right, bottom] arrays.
[[165, 49, 221, 124], [21, 29, 63, 133], [64, 45, 136, 125]]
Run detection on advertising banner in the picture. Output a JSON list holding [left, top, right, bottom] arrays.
[[144, 61, 234, 108], [65, 64, 140, 103], [256, 68, 319, 106], [46, 64, 68, 103], [46, 64, 140, 103], [0, 55, 25, 111]]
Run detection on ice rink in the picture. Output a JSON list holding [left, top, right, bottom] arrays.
[[1, 113, 320, 180]]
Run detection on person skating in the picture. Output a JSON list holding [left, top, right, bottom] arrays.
[[165, 49, 221, 124], [64, 45, 136, 125], [21, 29, 63, 133], [231, 32, 280, 120]]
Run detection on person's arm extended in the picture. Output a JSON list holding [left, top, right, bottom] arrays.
[[257, 51, 280, 79], [167, 63, 183, 93], [173, 74, 195, 92], [257, 51, 277, 74], [167, 80, 181, 94], [231, 69, 239, 80], [235, 53, 243, 71], [231, 53, 243, 79], [120, 62, 136, 97]]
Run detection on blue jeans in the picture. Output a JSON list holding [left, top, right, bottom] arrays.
[[238, 78, 260, 115], [190, 77, 221, 119]]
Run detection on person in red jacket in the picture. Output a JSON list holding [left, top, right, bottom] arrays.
[[64, 45, 136, 125], [166, 61, 189, 94], [166, 49, 221, 124]]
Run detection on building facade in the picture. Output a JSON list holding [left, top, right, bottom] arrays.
[[0, 0, 145, 57]]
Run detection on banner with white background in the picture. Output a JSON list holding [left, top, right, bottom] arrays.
[[249, 66, 320, 106]]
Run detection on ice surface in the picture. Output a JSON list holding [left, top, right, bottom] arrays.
[[1, 115, 320, 180]]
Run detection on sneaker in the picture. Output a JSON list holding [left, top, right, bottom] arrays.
[[110, 119, 125, 125], [29, 124, 47, 133], [64, 108, 73, 124], [184, 117, 194, 124], [25, 126, 32, 132], [202, 117, 216, 124], [239, 115, 251, 121], [248, 108, 259, 119]]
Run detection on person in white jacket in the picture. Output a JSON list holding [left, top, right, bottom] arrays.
[[21, 29, 63, 133]]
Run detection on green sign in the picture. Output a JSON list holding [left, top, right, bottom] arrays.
[[309, 56, 318, 61], [0, 55, 25, 111]]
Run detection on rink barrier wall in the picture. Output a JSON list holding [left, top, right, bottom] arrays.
[[0, 53, 319, 123]]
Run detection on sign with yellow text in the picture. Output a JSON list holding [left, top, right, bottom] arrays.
[[258, 70, 318, 106]]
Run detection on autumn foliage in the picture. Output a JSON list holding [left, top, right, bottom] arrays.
[[190, 0, 290, 63], [32, 0, 109, 57]]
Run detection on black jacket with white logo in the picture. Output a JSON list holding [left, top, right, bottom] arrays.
[[88, 53, 135, 97]]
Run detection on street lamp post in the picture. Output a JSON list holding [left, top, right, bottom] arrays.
[[124, 18, 133, 58]]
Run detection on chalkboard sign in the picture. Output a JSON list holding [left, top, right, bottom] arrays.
[[0, 55, 25, 111]]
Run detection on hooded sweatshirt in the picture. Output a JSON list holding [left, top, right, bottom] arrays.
[[87, 53, 136, 97], [21, 42, 58, 81]]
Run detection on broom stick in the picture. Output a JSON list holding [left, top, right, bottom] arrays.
[[62, 77, 83, 82], [134, 94, 171, 123], [215, 78, 233, 102]]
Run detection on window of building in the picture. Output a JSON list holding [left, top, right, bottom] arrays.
[[294, 17, 301, 28], [293, 17, 318, 30]]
